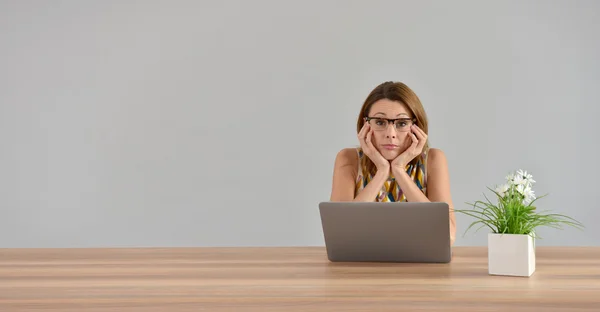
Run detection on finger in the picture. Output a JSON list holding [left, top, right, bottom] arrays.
[[358, 126, 369, 144], [411, 126, 427, 150], [411, 125, 425, 138], [360, 129, 373, 151], [367, 130, 376, 148], [409, 132, 418, 148], [366, 131, 380, 155], [358, 133, 366, 144], [412, 130, 425, 147], [358, 123, 369, 140], [357, 125, 366, 139], [365, 129, 373, 144], [415, 132, 427, 150]]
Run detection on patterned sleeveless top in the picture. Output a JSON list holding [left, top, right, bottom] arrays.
[[355, 147, 427, 202]]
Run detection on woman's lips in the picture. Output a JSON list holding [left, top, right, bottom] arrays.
[[382, 144, 398, 150]]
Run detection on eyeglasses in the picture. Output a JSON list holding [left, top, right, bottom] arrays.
[[365, 117, 416, 132]]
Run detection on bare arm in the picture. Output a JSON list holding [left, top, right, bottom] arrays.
[[424, 148, 456, 245], [392, 148, 457, 245], [392, 166, 429, 202], [329, 148, 387, 202]]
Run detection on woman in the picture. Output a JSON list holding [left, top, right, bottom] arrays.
[[329, 81, 456, 245]]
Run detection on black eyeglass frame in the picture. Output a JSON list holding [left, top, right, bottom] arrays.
[[364, 116, 417, 126]]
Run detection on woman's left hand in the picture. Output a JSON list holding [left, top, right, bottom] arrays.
[[391, 125, 427, 171]]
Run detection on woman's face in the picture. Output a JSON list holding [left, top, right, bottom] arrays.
[[365, 99, 415, 161]]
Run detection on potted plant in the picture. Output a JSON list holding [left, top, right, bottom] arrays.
[[455, 169, 584, 277]]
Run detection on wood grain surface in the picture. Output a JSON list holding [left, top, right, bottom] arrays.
[[1, 247, 599, 311]]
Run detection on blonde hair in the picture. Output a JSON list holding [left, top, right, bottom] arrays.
[[356, 81, 430, 177]]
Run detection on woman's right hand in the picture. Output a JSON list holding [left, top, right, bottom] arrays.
[[358, 123, 390, 173]]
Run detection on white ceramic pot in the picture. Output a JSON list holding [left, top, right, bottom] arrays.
[[488, 233, 536, 277]]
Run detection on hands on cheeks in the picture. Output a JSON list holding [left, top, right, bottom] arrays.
[[359, 122, 427, 174], [391, 124, 427, 172]]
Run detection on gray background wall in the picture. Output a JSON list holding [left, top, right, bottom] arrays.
[[1, 0, 598, 248]]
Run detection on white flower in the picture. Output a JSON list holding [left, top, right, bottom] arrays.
[[517, 169, 532, 180], [514, 183, 536, 205], [495, 184, 509, 198], [506, 172, 515, 184], [513, 175, 527, 186], [516, 169, 536, 186], [522, 187, 536, 205], [516, 184, 526, 195], [498, 169, 538, 204]]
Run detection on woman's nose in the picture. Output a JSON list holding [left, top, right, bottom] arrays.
[[385, 124, 396, 138]]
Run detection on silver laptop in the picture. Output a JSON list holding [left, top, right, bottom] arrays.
[[319, 201, 452, 263]]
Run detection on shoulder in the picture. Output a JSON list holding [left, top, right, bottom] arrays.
[[426, 148, 449, 174], [427, 148, 447, 164], [334, 147, 359, 168]]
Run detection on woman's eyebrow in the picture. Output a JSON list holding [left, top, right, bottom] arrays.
[[373, 112, 410, 117]]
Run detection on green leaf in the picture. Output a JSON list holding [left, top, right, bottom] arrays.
[[455, 179, 584, 239]]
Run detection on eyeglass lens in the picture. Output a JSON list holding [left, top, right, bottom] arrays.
[[368, 118, 413, 132]]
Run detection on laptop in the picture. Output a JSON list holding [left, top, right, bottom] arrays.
[[319, 201, 452, 263]]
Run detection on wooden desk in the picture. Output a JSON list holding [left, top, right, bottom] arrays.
[[1, 247, 599, 311]]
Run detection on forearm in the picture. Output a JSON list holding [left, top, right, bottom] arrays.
[[393, 168, 430, 202], [353, 170, 388, 202], [450, 214, 456, 246]]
